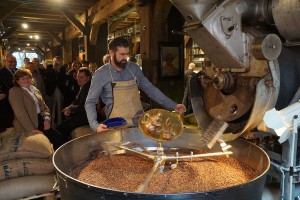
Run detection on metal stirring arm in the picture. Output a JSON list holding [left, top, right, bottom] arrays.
[[115, 145, 156, 159], [164, 151, 233, 160], [104, 142, 156, 160], [136, 159, 161, 193]]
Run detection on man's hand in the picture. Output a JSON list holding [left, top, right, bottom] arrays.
[[62, 107, 71, 116], [0, 93, 6, 101], [44, 119, 51, 130], [174, 104, 186, 115], [96, 123, 110, 133]]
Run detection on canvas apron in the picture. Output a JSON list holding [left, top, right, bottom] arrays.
[[108, 67, 144, 126]]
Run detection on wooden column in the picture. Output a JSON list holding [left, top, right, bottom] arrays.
[[137, 0, 172, 84], [84, 10, 92, 62], [63, 39, 72, 63]]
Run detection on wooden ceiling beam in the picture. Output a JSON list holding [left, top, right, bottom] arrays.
[[92, 0, 134, 25], [58, 8, 86, 34], [0, 27, 18, 40], [0, 3, 21, 21], [3, 21, 65, 31], [3, 38, 17, 49], [5, 18, 67, 25], [47, 30, 63, 45], [35, 45, 45, 55], [11, 13, 67, 22], [109, 18, 127, 33], [89, 24, 100, 45], [13, 9, 63, 17]]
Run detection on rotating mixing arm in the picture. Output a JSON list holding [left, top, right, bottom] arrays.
[[136, 159, 161, 193], [164, 151, 233, 161], [104, 142, 156, 159]]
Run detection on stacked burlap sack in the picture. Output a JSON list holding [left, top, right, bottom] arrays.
[[0, 128, 56, 200]]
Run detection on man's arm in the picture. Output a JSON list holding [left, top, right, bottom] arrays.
[[85, 73, 103, 132], [134, 66, 177, 110]]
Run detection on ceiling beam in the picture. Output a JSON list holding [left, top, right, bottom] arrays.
[[0, 3, 21, 21], [0, 27, 18, 40], [89, 24, 100, 45], [58, 8, 86, 34], [10, 13, 67, 22], [14, 8, 62, 16], [92, 0, 134, 25], [109, 15, 139, 33], [35, 45, 45, 55], [109, 18, 126, 33], [3, 38, 17, 50], [47, 30, 63, 45], [5, 18, 67, 25]]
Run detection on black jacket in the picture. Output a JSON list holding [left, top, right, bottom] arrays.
[[0, 66, 15, 128], [44, 66, 68, 96], [68, 80, 91, 115]]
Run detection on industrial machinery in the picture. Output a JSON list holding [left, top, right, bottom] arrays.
[[53, 127, 269, 200], [169, 0, 300, 199]]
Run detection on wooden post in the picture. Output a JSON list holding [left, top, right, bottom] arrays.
[[84, 10, 91, 61], [137, 0, 172, 84]]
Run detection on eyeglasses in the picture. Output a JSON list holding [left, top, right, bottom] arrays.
[[6, 60, 17, 63], [18, 76, 32, 81]]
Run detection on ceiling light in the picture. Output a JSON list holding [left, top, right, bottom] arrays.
[[29, 35, 33, 39], [34, 35, 39, 39], [22, 23, 28, 29], [27, 43, 30, 46]]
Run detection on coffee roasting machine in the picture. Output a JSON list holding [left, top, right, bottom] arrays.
[[52, 1, 300, 199], [169, 0, 300, 199]]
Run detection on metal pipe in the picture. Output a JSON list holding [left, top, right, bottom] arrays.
[[270, 161, 286, 200], [164, 151, 233, 160]]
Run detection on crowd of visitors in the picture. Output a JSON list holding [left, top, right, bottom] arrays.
[[0, 54, 102, 147], [0, 37, 184, 150]]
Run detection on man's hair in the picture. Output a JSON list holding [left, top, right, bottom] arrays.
[[129, 56, 137, 63], [102, 54, 110, 64], [108, 37, 129, 52], [53, 56, 62, 62], [78, 67, 92, 77], [188, 63, 195, 70]]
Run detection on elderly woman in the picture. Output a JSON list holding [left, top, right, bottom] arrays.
[[9, 69, 65, 150]]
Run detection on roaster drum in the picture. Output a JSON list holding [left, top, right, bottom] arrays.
[[53, 127, 269, 200]]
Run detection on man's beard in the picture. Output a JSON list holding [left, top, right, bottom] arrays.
[[113, 54, 127, 68]]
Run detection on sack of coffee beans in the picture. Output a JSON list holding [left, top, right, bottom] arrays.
[[0, 158, 54, 181], [0, 130, 53, 162]]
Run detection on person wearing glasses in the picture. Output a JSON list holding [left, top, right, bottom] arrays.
[[0, 54, 17, 130], [8, 69, 65, 150]]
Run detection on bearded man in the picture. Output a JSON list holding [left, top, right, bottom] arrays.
[[85, 37, 185, 133]]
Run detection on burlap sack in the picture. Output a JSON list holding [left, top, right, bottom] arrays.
[[0, 130, 53, 162], [71, 125, 93, 139], [0, 158, 54, 181], [0, 173, 55, 200]]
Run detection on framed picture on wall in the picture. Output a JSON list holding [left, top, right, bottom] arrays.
[[159, 42, 183, 78]]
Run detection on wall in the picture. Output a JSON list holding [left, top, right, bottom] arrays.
[[156, 6, 185, 106], [88, 22, 108, 67]]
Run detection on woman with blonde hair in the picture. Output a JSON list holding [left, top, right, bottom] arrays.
[[9, 69, 65, 150]]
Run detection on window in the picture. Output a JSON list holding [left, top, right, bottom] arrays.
[[12, 52, 39, 68]]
